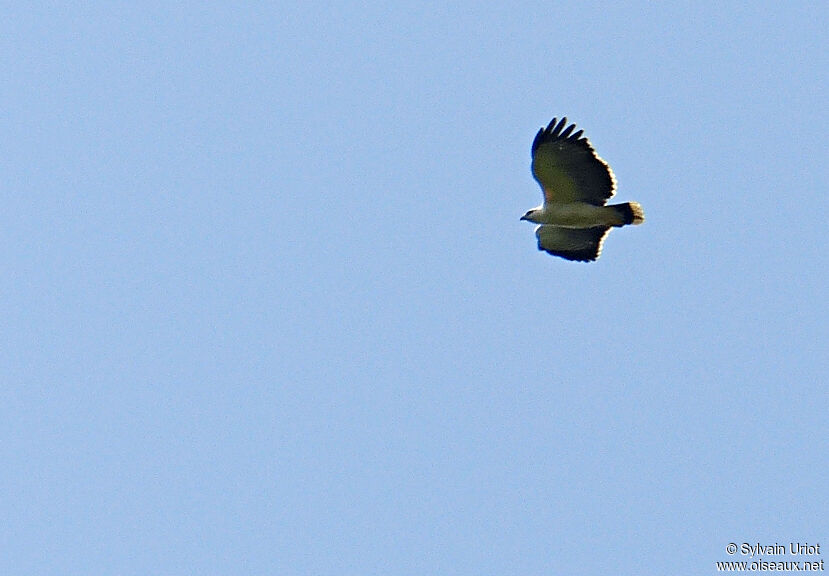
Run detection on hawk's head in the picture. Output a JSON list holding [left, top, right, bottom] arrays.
[[520, 209, 542, 223]]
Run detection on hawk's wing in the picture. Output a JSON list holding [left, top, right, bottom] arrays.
[[535, 225, 611, 262], [531, 117, 616, 206]]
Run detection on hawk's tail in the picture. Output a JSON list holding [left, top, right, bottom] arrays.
[[613, 202, 645, 226]]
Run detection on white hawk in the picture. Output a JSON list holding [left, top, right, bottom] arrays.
[[521, 117, 644, 261]]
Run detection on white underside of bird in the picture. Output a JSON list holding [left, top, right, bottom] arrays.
[[520, 201, 644, 228]]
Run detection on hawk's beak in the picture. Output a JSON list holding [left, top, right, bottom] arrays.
[[520, 215, 528, 221]]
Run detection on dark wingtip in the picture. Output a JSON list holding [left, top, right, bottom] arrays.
[[540, 248, 600, 262], [553, 117, 567, 135], [531, 127, 545, 154], [533, 116, 599, 158], [534, 116, 588, 147]]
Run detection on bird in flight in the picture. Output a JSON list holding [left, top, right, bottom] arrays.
[[521, 117, 644, 261]]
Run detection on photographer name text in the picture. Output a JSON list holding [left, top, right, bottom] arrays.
[[736, 543, 821, 558]]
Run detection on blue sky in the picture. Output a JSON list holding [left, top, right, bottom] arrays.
[[2, 2, 826, 574]]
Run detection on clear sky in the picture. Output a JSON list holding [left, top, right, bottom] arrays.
[[2, 2, 826, 574]]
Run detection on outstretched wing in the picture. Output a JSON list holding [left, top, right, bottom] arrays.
[[535, 225, 611, 262], [531, 117, 616, 206]]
